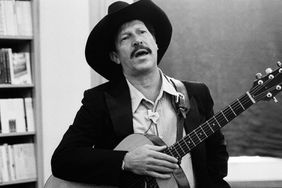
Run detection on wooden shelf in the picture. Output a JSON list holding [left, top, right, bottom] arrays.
[[0, 85, 34, 98], [0, 35, 33, 40], [0, 84, 34, 89], [0, 132, 35, 138], [0, 178, 37, 186]]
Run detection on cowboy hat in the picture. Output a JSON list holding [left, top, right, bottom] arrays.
[[85, 0, 172, 81]]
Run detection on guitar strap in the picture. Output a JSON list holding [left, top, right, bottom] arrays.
[[166, 76, 191, 188]]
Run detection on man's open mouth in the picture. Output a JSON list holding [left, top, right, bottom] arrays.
[[131, 46, 152, 59], [134, 49, 150, 58]]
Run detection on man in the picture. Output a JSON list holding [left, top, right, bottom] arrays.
[[51, 0, 230, 188]]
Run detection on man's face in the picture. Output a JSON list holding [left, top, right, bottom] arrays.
[[110, 20, 158, 77]]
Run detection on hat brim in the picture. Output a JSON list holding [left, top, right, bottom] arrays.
[[85, 0, 172, 81]]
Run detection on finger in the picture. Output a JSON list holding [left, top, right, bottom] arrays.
[[147, 163, 176, 173], [147, 144, 167, 151], [146, 145, 178, 162], [150, 150, 178, 163], [147, 171, 172, 180], [149, 158, 179, 170]]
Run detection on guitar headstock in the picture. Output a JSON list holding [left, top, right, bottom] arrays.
[[250, 61, 282, 103]]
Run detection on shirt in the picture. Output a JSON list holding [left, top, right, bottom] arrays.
[[126, 70, 195, 188]]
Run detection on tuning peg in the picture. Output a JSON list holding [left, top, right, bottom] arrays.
[[266, 92, 273, 98], [255, 73, 263, 79], [273, 97, 279, 103], [265, 68, 273, 74], [277, 61, 282, 67]]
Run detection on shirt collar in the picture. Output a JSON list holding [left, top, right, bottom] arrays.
[[126, 69, 179, 113]]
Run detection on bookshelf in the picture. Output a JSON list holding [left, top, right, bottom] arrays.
[[0, 0, 42, 187]]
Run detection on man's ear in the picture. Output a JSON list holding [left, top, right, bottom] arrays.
[[109, 51, 120, 64]]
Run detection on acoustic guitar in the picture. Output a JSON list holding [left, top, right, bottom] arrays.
[[44, 62, 282, 188]]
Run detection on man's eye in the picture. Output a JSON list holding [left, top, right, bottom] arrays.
[[140, 30, 147, 34], [121, 36, 128, 41]]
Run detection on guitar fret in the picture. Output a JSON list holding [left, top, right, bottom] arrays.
[[193, 130, 202, 142], [202, 123, 213, 136], [196, 128, 206, 141], [184, 137, 194, 150], [213, 116, 221, 127], [183, 139, 191, 151], [200, 126, 208, 137], [173, 146, 181, 158], [246, 91, 256, 104], [237, 98, 245, 110], [167, 146, 178, 158], [229, 105, 237, 116], [208, 118, 219, 132], [206, 121, 215, 133], [167, 147, 174, 157], [188, 134, 196, 146], [176, 142, 185, 155], [221, 111, 229, 122]]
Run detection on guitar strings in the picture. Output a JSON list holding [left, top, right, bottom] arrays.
[[171, 70, 279, 158], [166, 94, 252, 158], [183, 96, 251, 153], [166, 74, 272, 158]]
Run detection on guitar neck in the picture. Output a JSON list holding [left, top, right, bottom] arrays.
[[163, 91, 255, 159]]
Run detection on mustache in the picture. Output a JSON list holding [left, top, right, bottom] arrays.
[[130, 44, 152, 59]]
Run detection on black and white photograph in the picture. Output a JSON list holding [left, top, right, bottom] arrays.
[[0, 0, 281, 188]]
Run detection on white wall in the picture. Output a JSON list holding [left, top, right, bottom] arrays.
[[39, 0, 91, 183]]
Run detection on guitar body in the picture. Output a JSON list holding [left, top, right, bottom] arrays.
[[115, 134, 179, 188], [44, 175, 113, 188], [44, 134, 179, 188]]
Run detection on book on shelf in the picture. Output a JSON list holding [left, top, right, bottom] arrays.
[[0, 0, 32, 36], [0, 1, 5, 35], [13, 143, 36, 180], [0, 144, 9, 182], [0, 48, 12, 84], [23, 97, 35, 132], [11, 52, 32, 84], [0, 98, 35, 134], [15, 0, 33, 36], [0, 143, 36, 183], [0, 98, 26, 133], [0, 48, 13, 84], [0, 48, 32, 85], [0, 49, 7, 83], [7, 144, 16, 181]]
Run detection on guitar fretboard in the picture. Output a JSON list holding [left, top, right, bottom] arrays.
[[163, 92, 254, 159]]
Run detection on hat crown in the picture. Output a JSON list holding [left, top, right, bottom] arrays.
[[108, 1, 130, 14]]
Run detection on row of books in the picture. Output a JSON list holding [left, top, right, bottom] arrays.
[[0, 0, 32, 36], [0, 98, 34, 134], [0, 48, 32, 85], [0, 143, 36, 182]]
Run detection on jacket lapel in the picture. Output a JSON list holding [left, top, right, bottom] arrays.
[[104, 77, 133, 140]]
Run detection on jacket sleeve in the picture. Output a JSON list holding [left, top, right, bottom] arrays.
[[51, 88, 127, 185], [201, 83, 230, 188]]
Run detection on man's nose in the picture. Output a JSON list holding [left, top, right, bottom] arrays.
[[132, 38, 143, 47]]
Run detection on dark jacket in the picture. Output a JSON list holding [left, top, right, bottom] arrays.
[[51, 76, 230, 188]]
